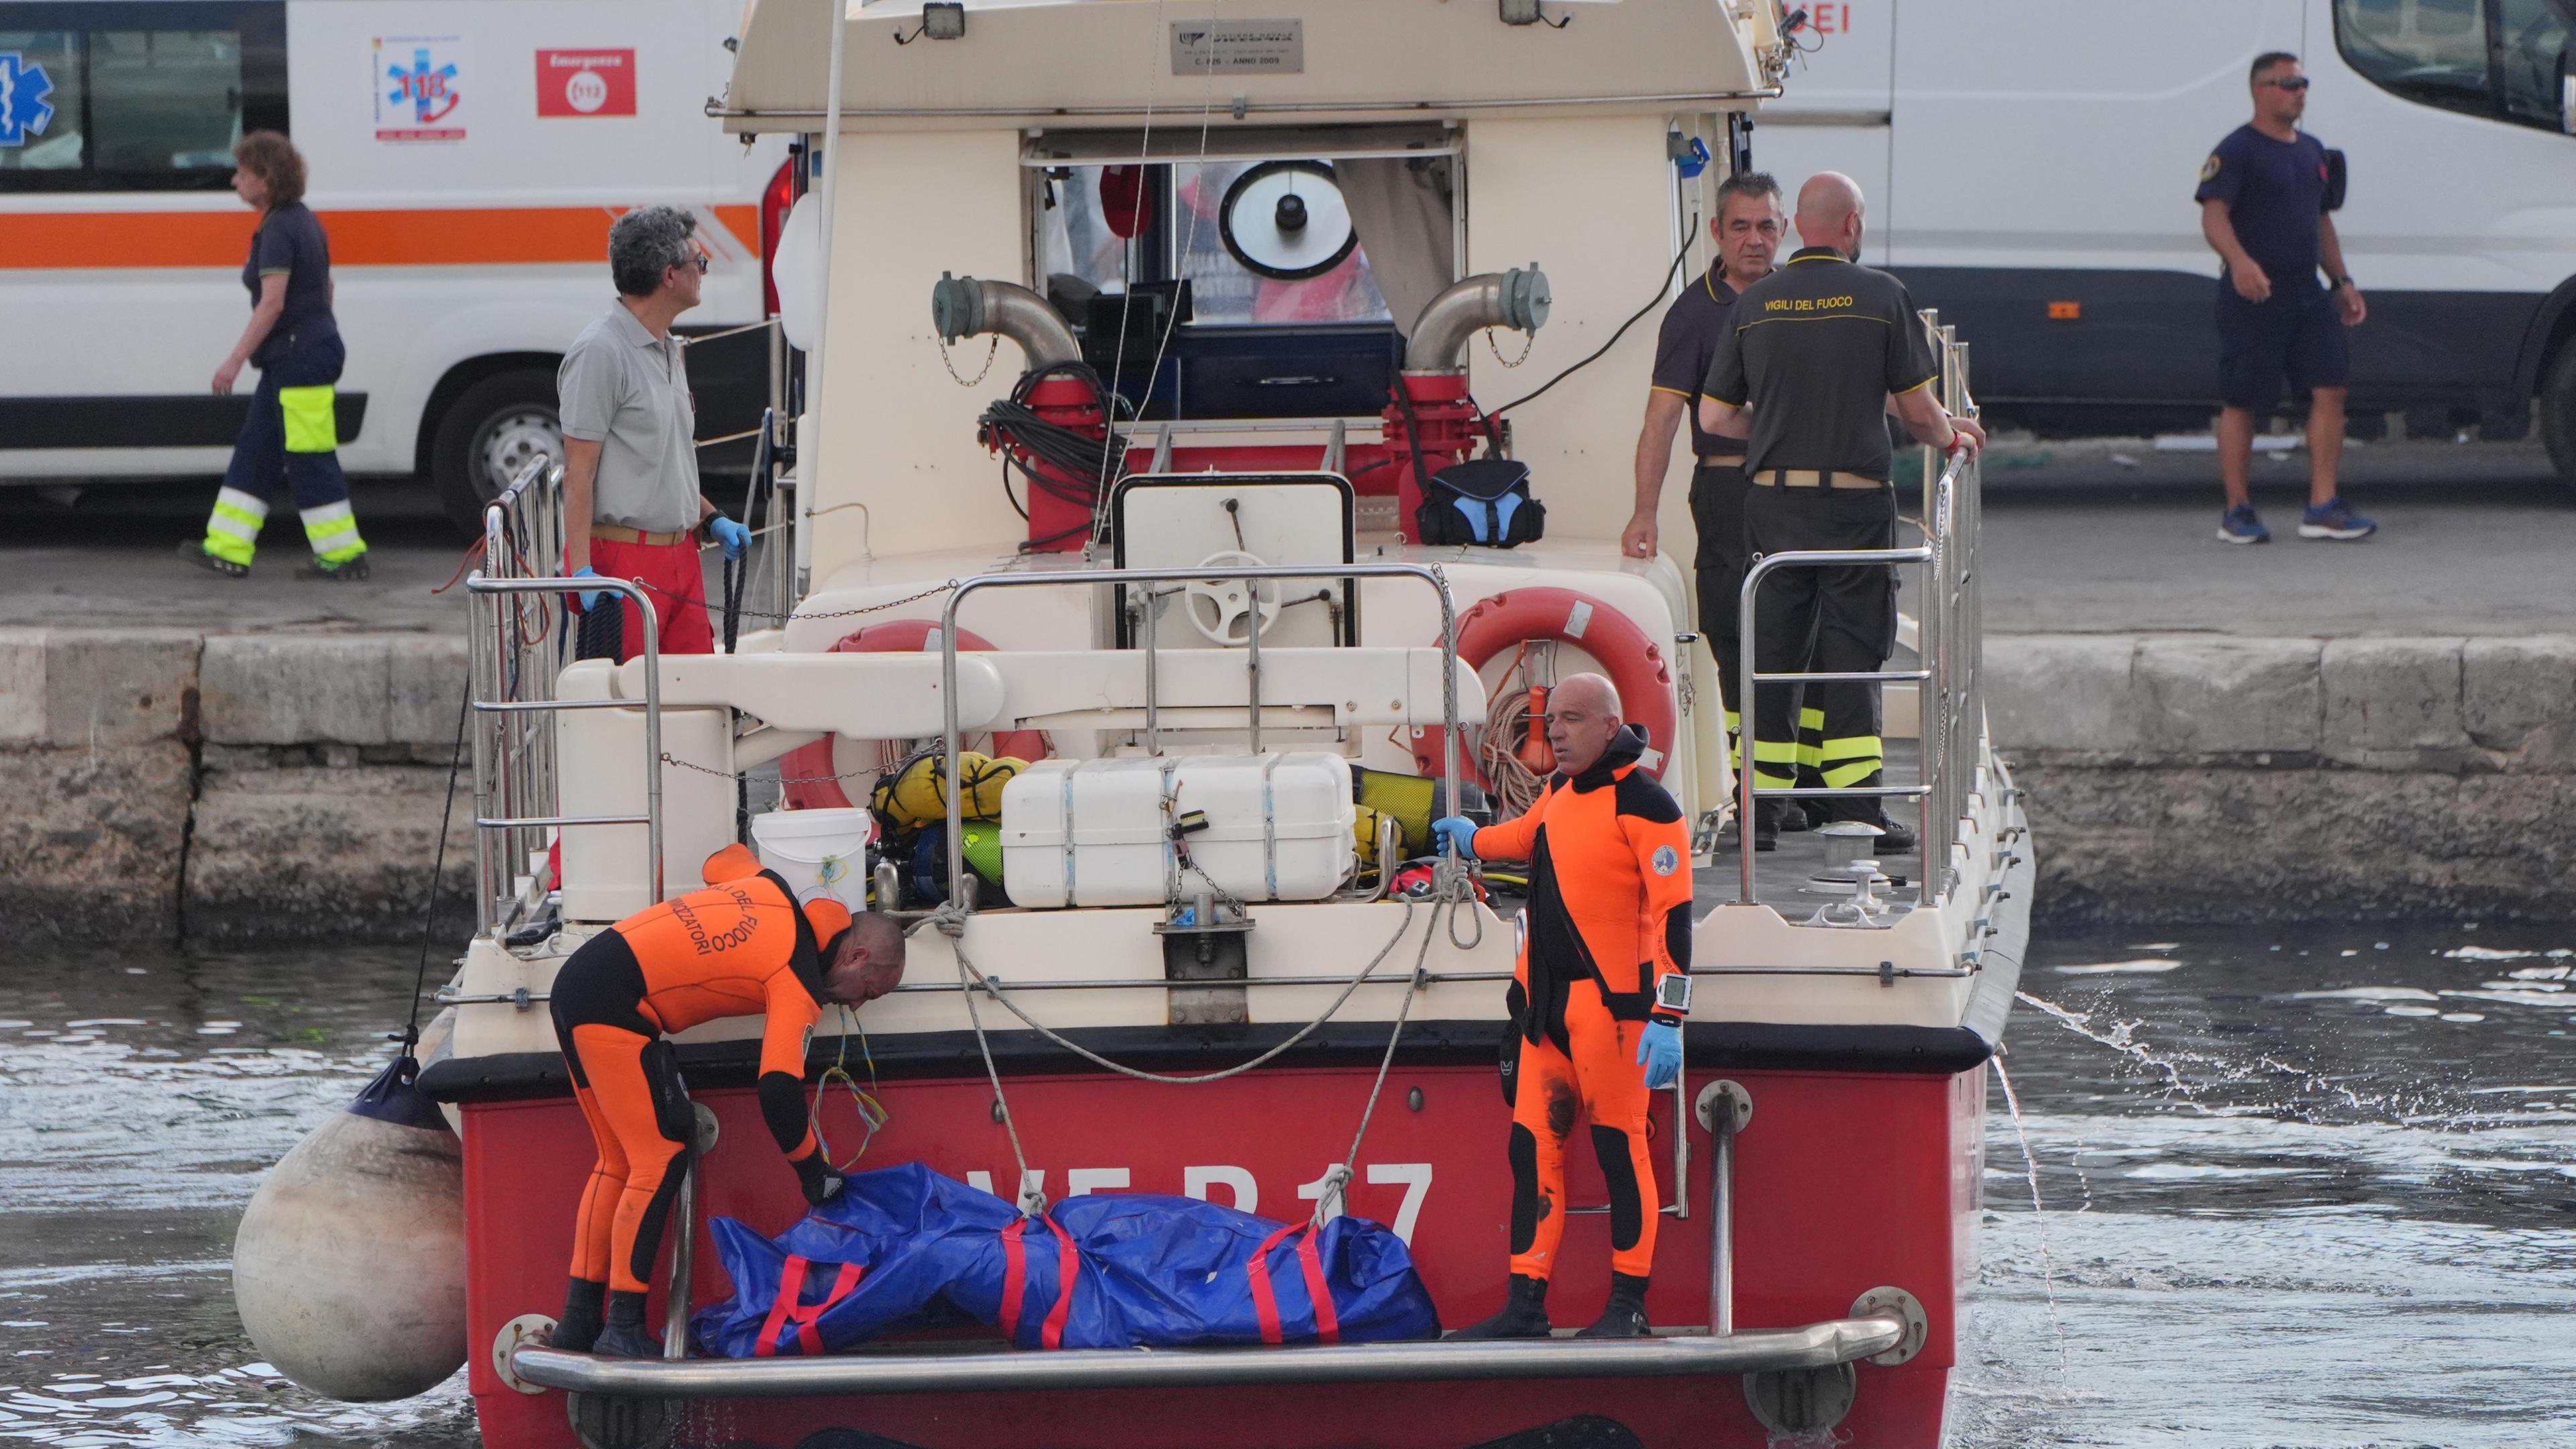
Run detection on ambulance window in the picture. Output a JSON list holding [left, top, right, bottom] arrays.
[[2337, 0, 2576, 132], [0, 3, 285, 192], [0, 30, 84, 173], [91, 30, 246, 174]]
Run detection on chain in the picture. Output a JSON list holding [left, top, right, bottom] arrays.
[[1483, 327, 1534, 368], [937, 333, 1001, 388], [659, 751, 882, 787], [614, 574, 959, 625]]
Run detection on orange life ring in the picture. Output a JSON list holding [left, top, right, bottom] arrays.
[[1411, 587, 1676, 786], [778, 621, 1051, 810]]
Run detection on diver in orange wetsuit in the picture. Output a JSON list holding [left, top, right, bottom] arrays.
[[1430, 673, 1696, 1340], [545, 843, 906, 1357]]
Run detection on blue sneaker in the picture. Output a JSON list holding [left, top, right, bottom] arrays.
[[2216, 504, 2270, 545], [2299, 497, 2377, 540]]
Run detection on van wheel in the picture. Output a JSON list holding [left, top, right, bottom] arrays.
[[432, 370, 563, 536], [2541, 345, 2576, 502]]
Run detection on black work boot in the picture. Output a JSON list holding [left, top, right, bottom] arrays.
[[296, 552, 371, 582], [590, 1289, 660, 1358], [1576, 1272, 1652, 1338], [1446, 1273, 1552, 1340], [180, 539, 249, 578], [547, 1277, 607, 1352], [1751, 803, 1782, 853]]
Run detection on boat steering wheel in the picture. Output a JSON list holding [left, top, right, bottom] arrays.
[[1183, 549, 1281, 647]]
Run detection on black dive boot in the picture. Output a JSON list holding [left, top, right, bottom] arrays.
[[1576, 1272, 1652, 1338], [591, 1289, 660, 1358], [547, 1277, 607, 1352], [1446, 1273, 1552, 1340]]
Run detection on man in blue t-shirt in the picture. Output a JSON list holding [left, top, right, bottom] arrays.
[[2196, 50, 2374, 544]]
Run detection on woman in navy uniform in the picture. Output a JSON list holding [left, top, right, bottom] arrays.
[[186, 131, 370, 580]]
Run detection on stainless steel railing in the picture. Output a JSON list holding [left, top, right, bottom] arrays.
[[1734, 311, 1982, 910], [464, 457, 667, 934]]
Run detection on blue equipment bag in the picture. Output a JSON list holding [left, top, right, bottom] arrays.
[[1414, 458, 1544, 549], [692, 1163, 1441, 1357]]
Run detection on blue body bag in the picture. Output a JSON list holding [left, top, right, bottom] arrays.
[[692, 1163, 1442, 1357]]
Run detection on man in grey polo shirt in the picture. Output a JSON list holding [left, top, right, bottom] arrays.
[[561, 206, 749, 659]]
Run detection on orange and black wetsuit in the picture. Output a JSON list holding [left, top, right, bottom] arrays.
[[1472, 724, 1693, 1285], [549, 843, 851, 1338]]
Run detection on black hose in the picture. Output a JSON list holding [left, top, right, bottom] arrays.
[[979, 360, 1134, 544], [1490, 215, 1698, 419]]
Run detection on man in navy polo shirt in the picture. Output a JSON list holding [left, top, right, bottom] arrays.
[[2196, 50, 2375, 543]]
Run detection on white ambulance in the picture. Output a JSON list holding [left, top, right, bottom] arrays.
[[0, 0, 792, 530], [1748, 0, 2576, 486]]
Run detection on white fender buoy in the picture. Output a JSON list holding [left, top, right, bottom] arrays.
[[232, 1055, 467, 1401]]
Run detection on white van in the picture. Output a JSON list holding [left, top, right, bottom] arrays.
[[1747, 0, 2576, 484], [0, 0, 790, 529]]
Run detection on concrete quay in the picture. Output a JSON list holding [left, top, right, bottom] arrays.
[[5, 624, 2571, 941], [0, 628, 472, 945], [1989, 633, 2576, 924]]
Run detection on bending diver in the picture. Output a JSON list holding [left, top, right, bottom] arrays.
[[1432, 673, 1695, 1338], [546, 843, 906, 1357]]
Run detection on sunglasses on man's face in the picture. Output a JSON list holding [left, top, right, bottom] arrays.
[[2261, 75, 2310, 91], [674, 254, 710, 274]]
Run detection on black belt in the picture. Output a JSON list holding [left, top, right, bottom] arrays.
[[1752, 469, 1884, 490], [1695, 455, 1746, 467]]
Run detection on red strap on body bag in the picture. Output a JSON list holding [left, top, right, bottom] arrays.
[[998, 1215, 1080, 1350], [1246, 1224, 1341, 1346], [752, 1254, 867, 1358]]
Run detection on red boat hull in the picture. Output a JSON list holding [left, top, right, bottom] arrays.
[[460, 1059, 1984, 1448]]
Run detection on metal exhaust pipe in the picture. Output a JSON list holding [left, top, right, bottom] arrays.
[[1402, 266, 1552, 373], [931, 273, 1083, 371]]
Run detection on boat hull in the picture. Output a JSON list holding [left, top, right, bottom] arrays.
[[458, 1051, 1984, 1448]]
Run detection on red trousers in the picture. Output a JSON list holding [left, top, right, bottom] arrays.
[[588, 535, 714, 659]]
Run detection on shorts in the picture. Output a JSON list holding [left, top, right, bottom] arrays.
[[2216, 283, 2348, 410]]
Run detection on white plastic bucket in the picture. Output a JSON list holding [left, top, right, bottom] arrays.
[[749, 807, 874, 910]]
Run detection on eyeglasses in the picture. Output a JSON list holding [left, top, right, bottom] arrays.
[[2260, 75, 2310, 91], [674, 253, 710, 274]]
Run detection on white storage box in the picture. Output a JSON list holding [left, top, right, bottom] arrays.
[[751, 807, 875, 910], [1001, 753, 1356, 908]]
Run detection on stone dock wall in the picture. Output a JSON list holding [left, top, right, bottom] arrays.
[[1, 629, 473, 945], [3, 628, 2571, 943], [1991, 635, 2576, 924]]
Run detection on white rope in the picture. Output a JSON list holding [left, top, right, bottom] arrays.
[[1306, 896, 1448, 1227], [943, 898, 1422, 1085]]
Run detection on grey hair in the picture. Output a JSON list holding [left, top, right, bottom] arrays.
[[608, 206, 698, 297], [1715, 170, 1784, 211]]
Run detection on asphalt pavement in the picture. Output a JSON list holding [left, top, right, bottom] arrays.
[[1, 437, 2567, 637], [1973, 435, 2573, 637]]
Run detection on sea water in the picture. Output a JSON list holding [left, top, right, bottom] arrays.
[[2, 928, 2571, 1448]]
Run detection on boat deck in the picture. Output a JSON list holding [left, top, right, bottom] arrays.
[[1690, 738, 1927, 918]]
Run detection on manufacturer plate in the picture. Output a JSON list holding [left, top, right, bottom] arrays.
[[1171, 19, 1304, 75]]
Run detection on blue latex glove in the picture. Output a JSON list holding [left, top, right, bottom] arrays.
[[569, 565, 602, 611], [1430, 816, 1479, 860], [708, 515, 751, 560], [1637, 1020, 1682, 1091]]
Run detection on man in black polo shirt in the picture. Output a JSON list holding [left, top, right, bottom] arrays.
[[1624, 170, 1786, 794], [1697, 172, 1983, 851]]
